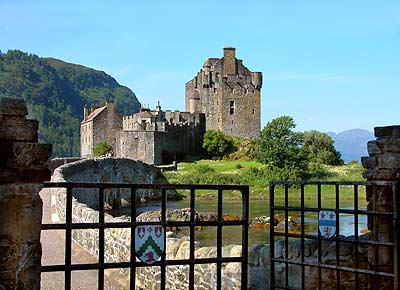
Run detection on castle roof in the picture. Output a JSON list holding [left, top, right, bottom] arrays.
[[82, 105, 107, 123]]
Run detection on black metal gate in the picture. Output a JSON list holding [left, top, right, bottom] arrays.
[[269, 180, 399, 290], [41, 182, 249, 289]]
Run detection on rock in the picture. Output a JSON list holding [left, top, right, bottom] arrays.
[[0, 98, 28, 116]]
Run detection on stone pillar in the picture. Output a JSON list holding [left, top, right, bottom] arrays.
[[362, 125, 400, 289], [0, 98, 52, 290]]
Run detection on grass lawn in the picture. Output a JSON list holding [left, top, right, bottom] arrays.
[[164, 159, 366, 200], [177, 159, 264, 172]]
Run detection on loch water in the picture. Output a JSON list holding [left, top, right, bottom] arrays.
[[110, 197, 368, 247]]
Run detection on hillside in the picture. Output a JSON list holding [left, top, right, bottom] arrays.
[[0, 50, 140, 156], [333, 129, 374, 162]]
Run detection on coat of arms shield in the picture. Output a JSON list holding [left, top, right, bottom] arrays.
[[318, 210, 336, 238], [135, 225, 165, 264]]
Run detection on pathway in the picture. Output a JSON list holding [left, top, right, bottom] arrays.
[[40, 189, 126, 290]]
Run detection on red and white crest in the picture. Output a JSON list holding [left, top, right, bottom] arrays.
[[135, 225, 165, 264], [318, 210, 336, 238]]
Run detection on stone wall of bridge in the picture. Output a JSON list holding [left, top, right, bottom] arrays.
[[50, 157, 179, 210]]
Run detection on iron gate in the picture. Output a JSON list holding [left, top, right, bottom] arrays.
[[269, 180, 399, 290], [41, 182, 249, 289]]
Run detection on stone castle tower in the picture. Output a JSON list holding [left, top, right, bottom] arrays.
[[185, 47, 262, 138]]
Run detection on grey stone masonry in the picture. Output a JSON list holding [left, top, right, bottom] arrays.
[[362, 125, 400, 290], [0, 98, 52, 290], [185, 47, 262, 139]]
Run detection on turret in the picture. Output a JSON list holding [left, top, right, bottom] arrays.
[[251, 72, 263, 90], [188, 91, 200, 114], [203, 58, 211, 73]]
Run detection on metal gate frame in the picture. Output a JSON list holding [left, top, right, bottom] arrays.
[[269, 180, 399, 290], [41, 182, 249, 290]]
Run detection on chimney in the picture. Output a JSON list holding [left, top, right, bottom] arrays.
[[223, 46, 236, 75], [83, 105, 89, 120]]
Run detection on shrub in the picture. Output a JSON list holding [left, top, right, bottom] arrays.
[[92, 141, 113, 157], [235, 163, 243, 169], [203, 130, 236, 159]]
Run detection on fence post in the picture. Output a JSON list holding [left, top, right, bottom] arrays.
[[0, 98, 52, 290], [362, 125, 400, 289]]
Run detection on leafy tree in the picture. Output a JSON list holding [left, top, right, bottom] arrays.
[[256, 116, 308, 177], [92, 141, 113, 157], [302, 130, 344, 166], [202, 130, 236, 159]]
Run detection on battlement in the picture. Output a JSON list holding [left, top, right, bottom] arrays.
[[123, 104, 204, 131]]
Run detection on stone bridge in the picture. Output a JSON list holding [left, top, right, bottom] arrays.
[[50, 157, 180, 210]]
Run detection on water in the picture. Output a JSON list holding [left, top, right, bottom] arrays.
[[109, 198, 368, 247]]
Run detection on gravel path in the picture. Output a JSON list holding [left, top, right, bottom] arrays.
[[40, 189, 126, 290]]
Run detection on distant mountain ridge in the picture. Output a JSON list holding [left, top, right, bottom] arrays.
[[0, 50, 141, 156], [330, 129, 374, 162]]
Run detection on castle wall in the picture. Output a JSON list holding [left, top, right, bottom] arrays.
[[80, 102, 122, 157], [116, 131, 156, 165], [92, 104, 122, 151], [80, 122, 93, 157], [117, 111, 205, 165]]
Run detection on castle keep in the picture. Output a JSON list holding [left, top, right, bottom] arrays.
[[185, 47, 262, 138], [80, 102, 205, 165]]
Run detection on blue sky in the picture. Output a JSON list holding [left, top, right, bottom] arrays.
[[1, 0, 399, 133]]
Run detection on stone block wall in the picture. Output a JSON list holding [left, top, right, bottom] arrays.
[[362, 125, 400, 289], [0, 98, 52, 290]]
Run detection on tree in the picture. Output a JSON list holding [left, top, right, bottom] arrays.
[[202, 130, 235, 159], [302, 130, 344, 166], [92, 141, 113, 157], [256, 116, 307, 171]]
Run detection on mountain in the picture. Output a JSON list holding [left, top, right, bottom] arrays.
[[332, 129, 374, 162], [0, 50, 140, 157], [326, 131, 336, 139]]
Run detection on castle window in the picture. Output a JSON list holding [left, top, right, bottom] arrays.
[[214, 88, 217, 93], [253, 109, 255, 115], [229, 101, 235, 115], [231, 120, 234, 125]]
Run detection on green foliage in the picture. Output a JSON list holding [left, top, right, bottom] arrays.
[[202, 130, 236, 159], [194, 164, 215, 174], [92, 141, 113, 157], [302, 130, 344, 166], [0, 50, 140, 157], [226, 137, 257, 160], [256, 116, 308, 178]]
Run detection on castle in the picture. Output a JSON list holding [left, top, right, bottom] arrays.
[[80, 102, 205, 165], [80, 47, 261, 164], [185, 47, 262, 138]]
